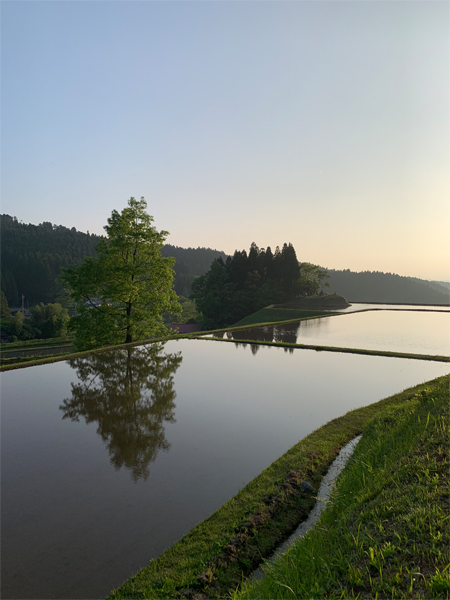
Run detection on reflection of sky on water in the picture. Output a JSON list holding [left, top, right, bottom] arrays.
[[227, 310, 450, 356], [335, 303, 450, 313], [2, 339, 449, 599]]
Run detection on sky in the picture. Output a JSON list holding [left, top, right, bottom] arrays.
[[2, 1, 449, 281]]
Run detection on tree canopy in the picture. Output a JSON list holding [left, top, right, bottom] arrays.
[[30, 303, 69, 339], [0, 213, 226, 307], [62, 197, 181, 350], [191, 242, 305, 329]]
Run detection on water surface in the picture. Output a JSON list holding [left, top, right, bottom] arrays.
[[2, 339, 448, 599], [222, 311, 450, 356], [334, 302, 449, 313]]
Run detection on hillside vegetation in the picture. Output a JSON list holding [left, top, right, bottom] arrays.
[[2, 214, 447, 310], [327, 269, 449, 305], [1, 214, 101, 306], [1, 215, 225, 306]]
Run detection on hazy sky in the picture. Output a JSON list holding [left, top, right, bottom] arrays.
[[2, 1, 449, 280]]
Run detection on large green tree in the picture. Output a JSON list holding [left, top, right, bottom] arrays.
[[62, 197, 181, 350]]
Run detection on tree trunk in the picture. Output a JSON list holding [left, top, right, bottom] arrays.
[[125, 302, 132, 343]]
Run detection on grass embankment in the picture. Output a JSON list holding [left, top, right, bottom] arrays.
[[0, 336, 71, 349], [274, 294, 350, 310], [196, 336, 450, 363], [107, 375, 449, 600], [3, 319, 449, 370], [0, 337, 74, 367], [233, 308, 333, 328], [0, 332, 190, 372], [237, 375, 449, 600]]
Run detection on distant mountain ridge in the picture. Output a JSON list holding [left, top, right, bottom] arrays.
[[0, 214, 226, 306], [427, 280, 450, 294], [161, 244, 227, 297], [326, 269, 450, 306], [1, 213, 447, 308]]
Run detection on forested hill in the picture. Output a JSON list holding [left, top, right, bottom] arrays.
[[1, 215, 227, 306], [3, 213, 447, 308], [161, 244, 227, 297], [1, 215, 102, 306], [326, 269, 450, 305]]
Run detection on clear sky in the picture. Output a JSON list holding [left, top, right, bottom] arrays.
[[2, 1, 449, 281]]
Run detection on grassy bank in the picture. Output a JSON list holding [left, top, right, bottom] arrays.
[[107, 375, 449, 600], [274, 293, 350, 310], [232, 308, 334, 327], [195, 335, 450, 363], [0, 336, 174, 372], [2, 327, 448, 371], [0, 336, 71, 349], [237, 375, 449, 600], [0, 337, 74, 367]]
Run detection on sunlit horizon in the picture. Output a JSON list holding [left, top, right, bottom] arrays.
[[2, 1, 449, 282]]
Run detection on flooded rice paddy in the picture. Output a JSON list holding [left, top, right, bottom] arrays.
[[2, 336, 449, 599], [220, 310, 450, 356], [334, 302, 450, 313]]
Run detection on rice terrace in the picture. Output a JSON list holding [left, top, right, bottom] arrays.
[[2, 2, 450, 598], [2, 216, 449, 598]]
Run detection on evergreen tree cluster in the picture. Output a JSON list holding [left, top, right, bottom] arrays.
[[190, 242, 302, 329]]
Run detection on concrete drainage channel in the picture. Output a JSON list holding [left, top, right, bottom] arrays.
[[253, 434, 363, 581]]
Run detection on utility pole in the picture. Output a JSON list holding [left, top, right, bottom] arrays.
[[21, 293, 25, 314]]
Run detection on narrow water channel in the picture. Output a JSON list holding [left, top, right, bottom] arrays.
[[253, 435, 362, 580]]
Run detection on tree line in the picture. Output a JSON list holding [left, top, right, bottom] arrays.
[[326, 269, 449, 305], [1, 214, 101, 306], [191, 242, 328, 329], [1, 290, 70, 341], [1, 214, 225, 307]]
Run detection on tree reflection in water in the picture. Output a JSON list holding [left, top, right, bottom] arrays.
[[60, 343, 182, 482], [227, 321, 301, 349]]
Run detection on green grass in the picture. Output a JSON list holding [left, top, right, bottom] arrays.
[[1, 353, 69, 366], [237, 375, 450, 600], [195, 335, 450, 363], [233, 308, 334, 327], [0, 338, 74, 367], [3, 327, 448, 371], [107, 375, 449, 600], [274, 294, 350, 310], [0, 336, 71, 350], [0, 331, 190, 372]]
